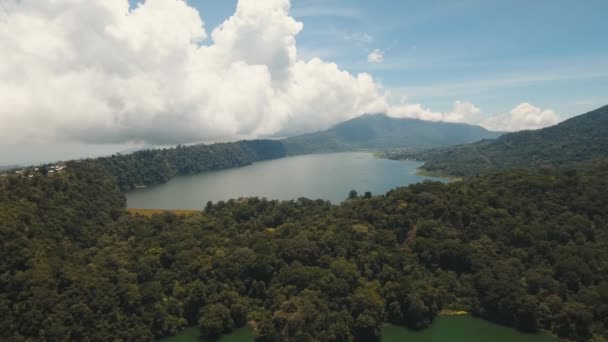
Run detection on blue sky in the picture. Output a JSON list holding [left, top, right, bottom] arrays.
[[184, 0, 608, 117], [1, 0, 607, 165]]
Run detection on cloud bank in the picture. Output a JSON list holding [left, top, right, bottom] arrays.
[[388, 99, 481, 123], [0, 0, 388, 144], [481, 103, 560, 131], [0, 0, 560, 146]]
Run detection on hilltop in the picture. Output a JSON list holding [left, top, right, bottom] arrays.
[[282, 114, 502, 155], [390, 105, 608, 177]]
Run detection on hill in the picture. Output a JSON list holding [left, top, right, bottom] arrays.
[[390, 104, 608, 177], [0, 164, 21, 172], [93, 139, 286, 191], [282, 114, 503, 155]]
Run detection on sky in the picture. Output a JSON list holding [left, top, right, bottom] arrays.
[[1, 0, 607, 165]]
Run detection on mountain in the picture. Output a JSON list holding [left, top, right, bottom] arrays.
[[282, 113, 503, 155], [0, 164, 21, 171], [393, 104, 608, 177]]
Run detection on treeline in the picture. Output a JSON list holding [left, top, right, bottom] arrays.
[[92, 140, 286, 190], [388, 104, 608, 177], [1, 159, 608, 341]]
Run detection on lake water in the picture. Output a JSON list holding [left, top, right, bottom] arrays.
[[126, 152, 446, 210], [159, 316, 559, 341]]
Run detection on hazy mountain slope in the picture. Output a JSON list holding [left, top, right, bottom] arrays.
[[393, 104, 608, 177], [0, 164, 21, 171], [282, 114, 503, 155]]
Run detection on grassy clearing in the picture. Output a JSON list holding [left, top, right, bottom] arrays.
[[127, 208, 200, 217], [439, 310, 469, 316]]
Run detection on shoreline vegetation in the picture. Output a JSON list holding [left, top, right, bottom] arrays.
[[372, 151, 460, 182], [166, 315, 559, 342], [127, 208, 200, 217]]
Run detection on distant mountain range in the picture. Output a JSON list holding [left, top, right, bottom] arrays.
[[282, 113, 502, 155], [392, 104, 608, 177], [0, 164, 21, 171]]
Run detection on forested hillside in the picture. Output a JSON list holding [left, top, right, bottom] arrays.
[[84, 114, 503, 192], [389, 105, 608, 177], [2, 159, 607, 341], [282, 114, 502, 155], [93, 140, 286, 191]]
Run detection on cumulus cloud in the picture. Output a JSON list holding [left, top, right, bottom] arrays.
[[344, 32, 373, 46], [481, 103, 560, 131], [0, 0, 561, 146], [367, 49, 384, 63], [0, 0, 390, 144], [388, 99, 481, 123]]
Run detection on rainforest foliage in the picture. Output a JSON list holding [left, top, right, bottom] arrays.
[[388, 105, 608, 177], [92, 140, 286, 191], [1, 159, 608, 341]]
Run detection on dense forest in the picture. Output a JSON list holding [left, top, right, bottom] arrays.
[[282, 113, 502, 155], [92, 140, 286, 191], [387, 105, 608, 177], [2, 158, 608, 341]]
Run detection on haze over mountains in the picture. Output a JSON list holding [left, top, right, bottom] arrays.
[[8, 103, 608, 186], [282, 114, 502, 155], [390, 105, 608, 176], [55, 114, 498, 191], [2, 113, 502, 173]]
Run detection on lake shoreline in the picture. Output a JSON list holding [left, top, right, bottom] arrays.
[[126, 152, 450, 210], [162, 315, 559, 342]]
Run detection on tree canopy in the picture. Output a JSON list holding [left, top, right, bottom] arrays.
[[92, 140, 286, 191], [1, 158, 608, 341]]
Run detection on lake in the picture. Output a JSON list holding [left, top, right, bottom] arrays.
[[159, 316, 559, 341], [126, 152, 446, 210]]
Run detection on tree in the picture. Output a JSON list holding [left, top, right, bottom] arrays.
[[198, 304, 235, 338], [205, 201, 213, 213]]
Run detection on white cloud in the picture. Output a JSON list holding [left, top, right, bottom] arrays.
[[388, 100, 480, 123], [0, 0, 388, 145], [387, 100, 561, 132], [368, 49, 384, 63], [481, 103, 560, 131], [0, 0, 562, 147], [344, 32, 373, 46]]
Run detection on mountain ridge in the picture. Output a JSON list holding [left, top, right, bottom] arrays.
[[390, 104, 608, 177], [282, 113, 503, 155]]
